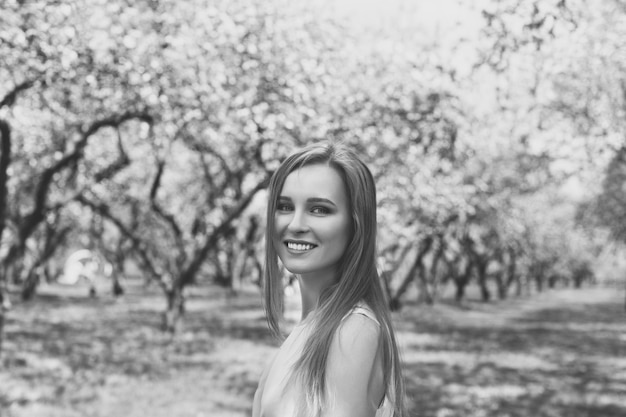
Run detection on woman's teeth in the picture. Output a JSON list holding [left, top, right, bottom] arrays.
[[287, 242, 315, 251]]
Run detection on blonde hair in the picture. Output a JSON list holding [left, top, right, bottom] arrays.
[[264, 141, 407, 416]]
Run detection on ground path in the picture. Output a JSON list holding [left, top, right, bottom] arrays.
[[1, 283, 624, 417]]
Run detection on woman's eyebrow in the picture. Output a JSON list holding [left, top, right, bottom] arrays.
[[307, 197, 336, 207], [278, 196, 336, 207]]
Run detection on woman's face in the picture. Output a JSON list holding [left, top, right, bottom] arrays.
[[274, 163, 351, 281]]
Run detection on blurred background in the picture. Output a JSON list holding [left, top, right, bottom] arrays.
[[0, 0, 625, 416]]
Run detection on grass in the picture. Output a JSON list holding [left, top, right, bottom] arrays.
[[1, 279, 625, 417]]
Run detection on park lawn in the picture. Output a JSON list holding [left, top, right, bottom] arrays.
[[1, 280, 625, 417]]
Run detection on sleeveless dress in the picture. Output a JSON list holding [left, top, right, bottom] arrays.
[[253, 302, 395, 417]]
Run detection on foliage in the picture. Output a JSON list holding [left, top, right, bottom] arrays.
[[0, 0, 623, 340]]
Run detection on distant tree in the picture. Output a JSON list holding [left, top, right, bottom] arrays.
[[595, 147, 626, 244]]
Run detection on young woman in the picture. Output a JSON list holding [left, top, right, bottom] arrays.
[[252, 142, 407, 417]]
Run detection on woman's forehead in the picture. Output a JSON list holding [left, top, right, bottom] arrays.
[[281, 164, 347, 202]]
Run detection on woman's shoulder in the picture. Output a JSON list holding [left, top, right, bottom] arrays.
[[335, 302, 381, 352], [338, 311, 380, 347], [330, 300, 380, 362], [343, 300, 380, 326]]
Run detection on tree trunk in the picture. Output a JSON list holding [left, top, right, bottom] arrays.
[[494, 272, 507, 300], [428, 238, 445, 301], [475, 257, 491, 302], [515, 274, 523, 296], [0, 311, 3, 358], [21, 269, 40, 301], [380, 270, 394, 309], [392, 262, 417, 305], [0, 287, 6, 358], [455, 281, 466, 302], [390, 237, 433, 309], [547, 274, 557, 289], [1, 92, 26, 357], [462, 236, 492, 302], [0, 120, 12, 242], [534, 266, 544, 292], [112, 274, 124, 297], [416, 263, 434, 305], [493, 249, 508, 299], [454, 259, 473, 303], [251, 253, 263, 287], [162, 285, 185, 333], [504, 248, 517, 298], [111, 249, 126, 297], [230, 242, 248, 295]]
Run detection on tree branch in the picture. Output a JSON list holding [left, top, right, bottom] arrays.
[[76, 194, 166, 287], [0, 80, 34, 109], [4, 111, 152, 269], [148, 158, 185, 260], [93, 127, 130, 182], [180, 174, 270, 286]]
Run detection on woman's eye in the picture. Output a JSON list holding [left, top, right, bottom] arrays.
[[311, 206, 330, 215], [277, 203, 293, 212]]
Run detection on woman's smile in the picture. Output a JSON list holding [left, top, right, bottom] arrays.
[[284, 240, 317, 253]]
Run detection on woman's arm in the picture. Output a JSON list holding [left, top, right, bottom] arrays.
[[324, 313, 383, 417]]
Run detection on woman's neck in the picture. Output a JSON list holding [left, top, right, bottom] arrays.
[[297, 271, 338, 320]]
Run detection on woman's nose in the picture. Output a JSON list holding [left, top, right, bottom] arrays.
[[287, 210, 309, 232]]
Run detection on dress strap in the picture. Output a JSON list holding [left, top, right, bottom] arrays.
[[344, 302, 379, 326]]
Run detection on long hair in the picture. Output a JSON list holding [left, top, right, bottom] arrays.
[[264, 141, 407, 416]]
